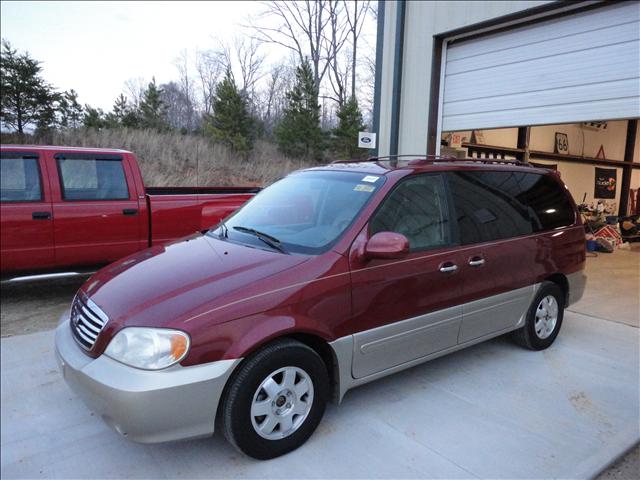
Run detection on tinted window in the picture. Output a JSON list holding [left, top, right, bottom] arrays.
[[57, 158, 129, 200], [0, 157, 42, 202], [516, 174, 575, 230], [371, 174, 450, 251], [448, 171, 575, 245]]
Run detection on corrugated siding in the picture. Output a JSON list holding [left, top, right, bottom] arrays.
[[441, 2, 640, 132]]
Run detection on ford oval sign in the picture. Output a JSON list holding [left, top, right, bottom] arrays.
[[358, 132, 376, 149]]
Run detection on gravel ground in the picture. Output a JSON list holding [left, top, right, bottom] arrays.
[[597, 444, 640, 480], [0, 275, 88, 338]]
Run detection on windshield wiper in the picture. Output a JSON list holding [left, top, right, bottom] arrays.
[[219, 222, 229, 238], [232, 226, 287, 253]]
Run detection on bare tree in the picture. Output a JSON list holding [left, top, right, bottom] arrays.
[[173, 49, 197, 130], [195, 49, 223, 115], [246, 0, 341, 93], [344, 0, 370, 100], [124, 77, 146, 108], [260, 61, 295, 133], [160, 81, 190, 131], [325, 0, 350, 107], [235, 37, 266, 95]]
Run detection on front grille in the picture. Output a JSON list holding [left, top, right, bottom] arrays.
[[70, 294, 109, 350]]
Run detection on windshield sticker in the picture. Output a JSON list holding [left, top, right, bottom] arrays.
[[354, 184, 375, 192], [362, 175, 379, 183]]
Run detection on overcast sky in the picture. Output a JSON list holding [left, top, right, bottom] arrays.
[[0, 1, 292, 110]]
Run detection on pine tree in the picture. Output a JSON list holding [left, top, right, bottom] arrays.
[[58, 89, 83, 129], [206, 70, 254, 154], [0, 40, 58, 136], [275, 60, 323, 160], [106, 94, 138, 128], [139, 78, 168, 130], [83, 105, 105, 129], [332, 96, 367, 160]]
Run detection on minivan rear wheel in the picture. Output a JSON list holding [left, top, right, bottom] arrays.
[[512, 281, 565, 350], [220, 338, 329, 459]]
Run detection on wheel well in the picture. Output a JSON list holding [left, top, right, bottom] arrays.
[[286, 333, 340, 404], [214, 332, 340, 430], [545, 273, 569, 305]]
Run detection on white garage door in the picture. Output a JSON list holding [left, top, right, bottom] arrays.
[[441, 2, 640, 132]]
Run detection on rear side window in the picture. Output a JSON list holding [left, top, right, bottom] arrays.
[[57, 158, 129, 200], [370, 174, 451, 251], [516, 174, 575, 230], [448, 171, 575, 245], [0, 156, 42, 202]]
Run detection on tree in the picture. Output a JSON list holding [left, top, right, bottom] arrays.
[[332, 96, 366, 159], [344, 0, 370, 101], [173, 50, 197, 131], [139, 77, 169, 130], [0, 40, 58, 136], [247, 1, 347, 93], [275, 60, 323, 159], [83, 105, 105, 129], [206, 70, 254, 154], [58, 89, 83, 128], [259, 62, 294, 136], [196, 49, 223, 116]]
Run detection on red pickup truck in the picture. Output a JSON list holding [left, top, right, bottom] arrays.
[[0, 145, 259, 276]]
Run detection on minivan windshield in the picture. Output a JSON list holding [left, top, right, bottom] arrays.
[[210, 170, 384, 255]]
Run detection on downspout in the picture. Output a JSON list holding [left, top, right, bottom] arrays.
[[389, 0, 406, 162], [371, 0, 386, 157]]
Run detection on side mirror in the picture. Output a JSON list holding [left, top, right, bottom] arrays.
[[364, 231, 410, 260]]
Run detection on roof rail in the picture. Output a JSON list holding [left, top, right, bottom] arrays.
[[331, 154, 529, 167], [331, 154, 450, 164]]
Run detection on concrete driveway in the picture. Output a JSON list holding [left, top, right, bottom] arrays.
[[1, 250, 639, 478], [1, 310, 638, 479]]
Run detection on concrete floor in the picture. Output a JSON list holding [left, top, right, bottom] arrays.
[[569, 249, 640, 328], [1, 250, 639, 479]]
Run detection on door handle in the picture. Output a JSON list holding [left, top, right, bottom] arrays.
[[122, 208, 138, 216], [468, 256, 485, 267], [32, 211, 52, 220], [439, 262, 458, 273]]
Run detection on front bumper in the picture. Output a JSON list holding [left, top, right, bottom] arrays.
[[54, 312, 240, 443]]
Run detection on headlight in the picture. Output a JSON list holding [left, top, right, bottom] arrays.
[[104, 327, 190, 370]]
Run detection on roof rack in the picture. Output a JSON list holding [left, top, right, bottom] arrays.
[[331, 154, 529, 167]]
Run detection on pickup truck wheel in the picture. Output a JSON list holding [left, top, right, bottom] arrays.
[[511, 281, 565, 351], [220, 338, 329, 460]]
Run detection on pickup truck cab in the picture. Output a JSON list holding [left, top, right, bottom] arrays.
[[55, 157, 587, 459], [0, 145, 258, 276]]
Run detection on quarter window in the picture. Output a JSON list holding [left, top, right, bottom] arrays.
[[0, 156, 42, 202], [370, 174, 451, 251], [448, 171, 575, 245], [57, 158, 129, 200]]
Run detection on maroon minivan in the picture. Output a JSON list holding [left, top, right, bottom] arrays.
[[55, 157, 586, 459]]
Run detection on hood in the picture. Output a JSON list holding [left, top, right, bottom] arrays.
[[82, 233, 310, 329]]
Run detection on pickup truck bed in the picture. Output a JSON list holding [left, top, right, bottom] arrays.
[[0, 146, 259, 276]]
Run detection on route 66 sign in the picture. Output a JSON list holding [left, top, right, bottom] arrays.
[[554, 132, 569, 154]]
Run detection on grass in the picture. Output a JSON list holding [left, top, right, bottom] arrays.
[[1, 128, 318, 187]]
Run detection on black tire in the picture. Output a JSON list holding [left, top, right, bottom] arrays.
[[220, 338, 329, 460], [511, 281, 565, 351]]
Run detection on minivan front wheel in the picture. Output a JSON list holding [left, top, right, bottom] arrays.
[[512, 281, 565, 350], [220, 338, 329, 459]]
